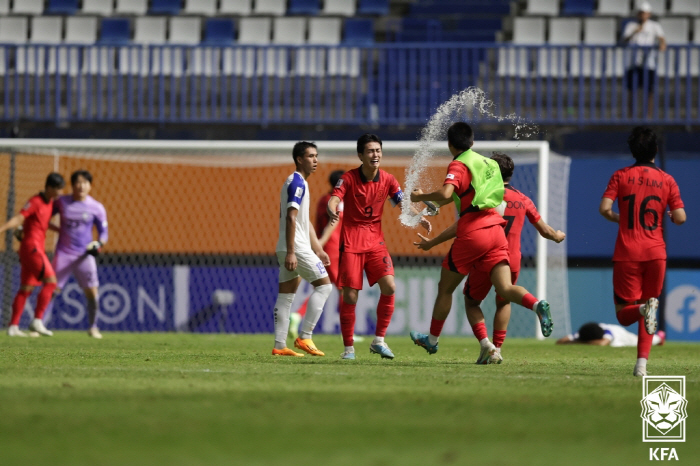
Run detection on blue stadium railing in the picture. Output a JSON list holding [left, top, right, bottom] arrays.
[[0, 43, 698, 125]]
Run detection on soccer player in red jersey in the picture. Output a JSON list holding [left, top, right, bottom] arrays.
[[0, 173, 65, 337], [599, 126, 685, 377], [289, 170, 345, 339], [327, 134, 430, 360], [409, 123, 553, 359]]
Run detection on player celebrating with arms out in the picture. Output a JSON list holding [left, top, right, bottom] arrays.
[[327, 134, 431, 360], [272, 142, 333, 357], [0, 173, 65, 337], [599, 126, 685, 376], [409, 123, 553, 358], [52, 170, 108, 339]]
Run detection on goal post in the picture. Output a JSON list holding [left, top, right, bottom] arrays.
[[0, 139, 570, 339]]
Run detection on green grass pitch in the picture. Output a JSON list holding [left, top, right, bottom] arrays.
[[1, 332, 697, 466]]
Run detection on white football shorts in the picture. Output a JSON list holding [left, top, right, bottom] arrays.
[[276, 248, 328, 284]]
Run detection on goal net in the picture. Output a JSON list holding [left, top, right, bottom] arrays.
[[0, 140, 570, 339]]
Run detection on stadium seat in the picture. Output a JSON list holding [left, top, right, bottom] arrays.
[[538, 18, 581, 77], [690, 18, 700, 76], [17, 17, 62, 75], [391, 18, 442, 42], [82, 0, 114, 15], [0, 0, 8, 15], [225, 17, 271, 76], [308, 18, 341, 45], [526, 0, 560, 16], [168, 17, 204, 75], [562, 0, 594, 16], [322, 0, 356, 16], [150, 0, 182, 15], [203, 19, 235, 45], [120, 17, 166, 76], [47, 0, 79, 15], [219, 0, 252, 15], [64, 16, 99, 75], [301, 17, 341, 76], [357, 0, 390, 16], [271, 18, 306, 76], [327, 19, 372, 77], [116, 0, 148, 15], [570, 17, 622, 77], [99, 18, 131, 44], [343, 19, 374, 45], [670, 0, 700, 15], [254, 0, 286, 15], [12, 0, 43, 14], [597, 0, 631, 16], [498, 17, 545, 77], [184, 0, 217, 16], [657, 17, 689, 77], [288, 0, 321, 15]]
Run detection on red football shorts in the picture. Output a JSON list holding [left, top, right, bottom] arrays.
[[338, 245, 394, 290], [19, 246, 55, 286], [443, 225, 510, 278], [465, 269, 520, 302], [613, 260, 666, 304]]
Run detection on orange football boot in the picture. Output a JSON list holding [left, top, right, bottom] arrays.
[[294, 338, 325, 356], [272, 348, 304, 357]]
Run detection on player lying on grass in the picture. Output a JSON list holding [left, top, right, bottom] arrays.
[[50, 170, 108, 339], [557, 322, 665, 347], [414, 152, 565, 364], [408, 123, 553, 360], [0, 173, 65, 337], [327, 134, 431, 360], [272, 142, 333, 357], [599, 126, 685, 376]]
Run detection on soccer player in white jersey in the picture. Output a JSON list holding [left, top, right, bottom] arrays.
[[272, 142, 333, 357], [557, 322, 665, 347]]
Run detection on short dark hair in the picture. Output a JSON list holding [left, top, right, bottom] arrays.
[[45, 172, 65, 189], [329, 170, 344, 188], [627, 126, 657, 163], [577, 322, 605, 342], [447, 122, 474, 152], [292, 141, 317, 166], [357, 134, 382, 154], [71, 169, 93, 185], [491, 152, 515, 181]]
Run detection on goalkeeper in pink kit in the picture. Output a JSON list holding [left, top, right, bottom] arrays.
[[52, 170, 108, 338]]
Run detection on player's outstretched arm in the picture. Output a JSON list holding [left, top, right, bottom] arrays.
[[317, 219, 339, 248], [598, 198, 619, 223], [327, 195, 341, 225], [414, 221, 457, 251], [669, 208, 686, 225], [285, 207, 298, 271], [0, 213, 25, 235], [534, 219, 566, 243], [410, 185, 455, 203], [309, 225, 330, 266]]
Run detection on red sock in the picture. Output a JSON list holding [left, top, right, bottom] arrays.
[[34, 282, 56, 320], [493, 330, 507, 348], [616, 304, 642, 326], [637, 317, 653, 359], [296, 297, 308, 317], [339, 300, 356, 347], [375, 294, 394, 337], [521, 293, 538, 310], [471, 322, 488, 341], [11, 289, 32, 326], [430, 318, 446, 337]]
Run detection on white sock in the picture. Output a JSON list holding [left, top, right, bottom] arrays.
[[273, 293, 295, 350], [652, 334, 661, 345], [428, 334, 439, 346], [300, 284, 332, 339], [344, 346, 355, 353], [635, 357, 647, 368], [479, 337, 492, 347], [372, 336, 385, 345]]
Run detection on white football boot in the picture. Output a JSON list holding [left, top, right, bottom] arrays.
[[7, 325, 28, 337], [88, 327, 103, 339], [29, 319, 53, 336], [642, 298, 659, 335], [488, 347, 503, 364]]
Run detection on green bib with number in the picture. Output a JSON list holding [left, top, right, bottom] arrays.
[[450, 149, 504, 215]]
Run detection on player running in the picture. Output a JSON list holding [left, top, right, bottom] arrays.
[[599, 126, 685, 376], [272, 142, 333, 357], [52, 170, 108, 339], [409, 123, 553, 359], [0, 173, 65, 337], [414, 152, 565, 364], [327, 134, 431, 360]]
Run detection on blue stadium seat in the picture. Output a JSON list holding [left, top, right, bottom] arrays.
[[99, 18, 131, 44], [343, 19, 374, 45], [288, 0, 320, 15], [47, 0, 79, 15], [203, 19, 235, 45], [410, 1, 509, 16], [562, 0, 594, 16], [394, 19, 442, 42], [358, 0, 389, 15], [150, 0, 182, 15]]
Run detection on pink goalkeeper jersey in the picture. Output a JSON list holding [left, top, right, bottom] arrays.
[[54, 195, 108, 255]]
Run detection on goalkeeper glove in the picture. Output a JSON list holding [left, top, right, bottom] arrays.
[[86, 241, 103, 256], [13, 226, 23, 242]]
